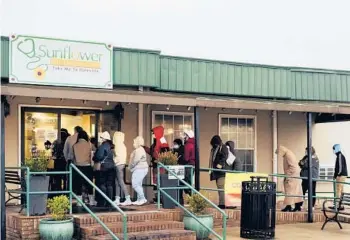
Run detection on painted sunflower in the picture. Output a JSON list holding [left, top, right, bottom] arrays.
[[34, 67, 46, 80]]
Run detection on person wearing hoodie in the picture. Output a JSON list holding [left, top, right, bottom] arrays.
[[113, 131, 131, 206], [72, 130, 94, 206], [209, 135, 229, 209], [143, 126, 170, 185], [129, 136, 149, 205], [331, 144, 348, 210], [94, 131, 116, 207]]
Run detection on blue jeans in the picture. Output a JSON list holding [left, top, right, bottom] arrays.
[[132, 168, 148, 200]]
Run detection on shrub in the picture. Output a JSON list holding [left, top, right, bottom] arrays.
[[185, 191, 210, 215], [25, 151, 48, 172], [47, 195, 70, 221], [156, 151, 178, 166]]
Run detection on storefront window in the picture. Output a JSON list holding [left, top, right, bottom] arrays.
[[152, 111, 193, 144], [24, 112, 58, 160], [219, 115, 256, 172], [23, 108, 98, 163]]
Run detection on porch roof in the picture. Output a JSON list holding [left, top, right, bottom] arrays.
[[2, 84, 350, 114]]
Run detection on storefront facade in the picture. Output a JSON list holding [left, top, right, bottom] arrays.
[[2, 34, 350, 198]]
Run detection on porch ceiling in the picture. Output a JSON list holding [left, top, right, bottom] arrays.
[[2, 84, 350, 114]]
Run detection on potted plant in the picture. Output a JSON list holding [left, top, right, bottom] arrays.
[[184, 192, 214, 239], [39, 195, 74, 240], [157, 151, 179, 209], [25, 151, 50, 216]]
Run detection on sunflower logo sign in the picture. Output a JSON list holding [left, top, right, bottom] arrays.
[[9, 35, 113, 89]]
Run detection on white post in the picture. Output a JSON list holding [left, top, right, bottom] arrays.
[[138, 103, 144, 137], [272, 110, 278, 183]]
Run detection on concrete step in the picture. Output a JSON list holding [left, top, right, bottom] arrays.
[[74, 210, 178, 226], [80, 221, 185, 239], [88, 229, 196, 240]]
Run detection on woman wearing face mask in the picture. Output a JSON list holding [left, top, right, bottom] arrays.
[[298, 146, 319, 210]]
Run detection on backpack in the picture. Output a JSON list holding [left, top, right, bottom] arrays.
[[226, 146, 236, 166]]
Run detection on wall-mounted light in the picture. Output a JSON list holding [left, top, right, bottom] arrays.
[[60, 98, 64, 102], [166, 105, 170, 111], [147, 104, 151, 108], [318, 113, 322, 116], [106, 101, 110, 106], [35, 97, 41, 103], [204, 107, 208, 111], [222, 108, 226, 111], [127, 102, 131, 105], [187, 106, 191, 111], [288, 111, 292, 115], [83, 100, 87, 104], [255, 110, 258, 113], [10, 96, 16, 100], [332, 113, 336, 116], [238, 109, 243, 113]]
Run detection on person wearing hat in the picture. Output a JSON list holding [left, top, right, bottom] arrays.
[[331, 144, 348, 210], [94, 131, 116, 207]]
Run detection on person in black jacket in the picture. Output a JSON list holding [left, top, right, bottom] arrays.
[[332, 144, 348, 210], [173, 139, 188, 205], [209, 135, 229, 209]]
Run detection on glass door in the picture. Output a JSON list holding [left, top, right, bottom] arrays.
[[61, 110, 97, 139], [23, 111, 59, 161]]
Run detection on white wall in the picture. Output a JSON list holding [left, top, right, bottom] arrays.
[[2, 0, 350, 70]]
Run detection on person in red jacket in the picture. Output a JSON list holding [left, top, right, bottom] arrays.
[[178, 129, 196, 204], [143, 126, 169, 185]]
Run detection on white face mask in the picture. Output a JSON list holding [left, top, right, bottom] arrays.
[[173, 144, 179, 149]]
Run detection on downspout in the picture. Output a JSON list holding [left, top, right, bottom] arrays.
[[272, 110, 278, 183]]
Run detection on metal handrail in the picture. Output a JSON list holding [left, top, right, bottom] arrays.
[[69, 164, 127, 240], [157, 163, 227, 240], [5, 165, 126, 240]]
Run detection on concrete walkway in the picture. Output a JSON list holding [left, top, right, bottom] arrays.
[[215, 222, 350, 239]]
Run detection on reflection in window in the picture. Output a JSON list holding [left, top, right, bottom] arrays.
[[152, 112, 194, 144], [24, 112, 58, 160], [220, 115, 255, 172]]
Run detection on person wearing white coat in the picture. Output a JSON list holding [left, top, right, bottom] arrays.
[[113, 131, 131, 206], [129, 136, 148, 206]]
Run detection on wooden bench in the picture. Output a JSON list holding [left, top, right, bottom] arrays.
[[321, 192, 350, 230], [5, 170, 26, 212]]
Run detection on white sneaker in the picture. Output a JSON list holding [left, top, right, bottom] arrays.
[[114, 198, 120, 206], [133, 199, 147, 206], [120, 198, 132, 206]]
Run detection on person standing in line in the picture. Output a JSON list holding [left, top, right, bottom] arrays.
[[129, 136, 149, 206], [183, 130, 196, 191], [72, 131, 94, 206], [113, 131, 131, 206], [143, 126, 169, 185], [64, 126, 83, 165], [275, 145, 303, 212], [331, 144, 348, 210], [209, 135, 229, 209], [94, 131, 116, 207], [51, 129, 70, 194], [299, 146, 319, 210]]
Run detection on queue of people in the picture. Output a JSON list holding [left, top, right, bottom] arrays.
[[276, 144, 348, 212]]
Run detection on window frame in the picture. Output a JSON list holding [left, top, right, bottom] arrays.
[[151, 111, 195, 142], [218, 114, 257, 172], [319, 165, 335, 180]]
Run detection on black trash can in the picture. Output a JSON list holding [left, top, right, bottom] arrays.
[[240, 176, 276, 239]]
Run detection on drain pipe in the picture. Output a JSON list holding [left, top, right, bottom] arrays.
[[272, 110, 278, 183], [138, 87, 144, 137]]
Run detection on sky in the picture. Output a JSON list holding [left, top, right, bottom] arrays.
[[1, 0, 350, 70]]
